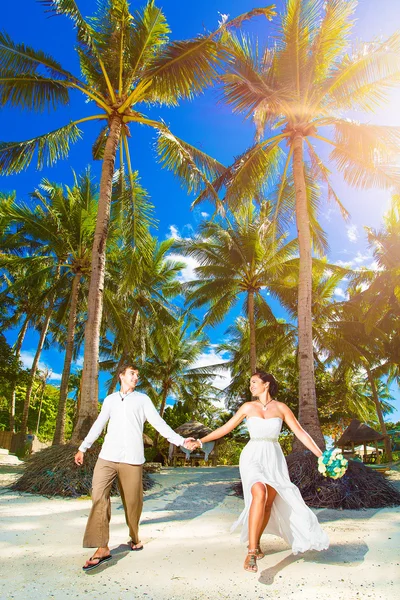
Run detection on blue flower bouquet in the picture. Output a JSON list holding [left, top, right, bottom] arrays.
[[318, 448, 348, 479]]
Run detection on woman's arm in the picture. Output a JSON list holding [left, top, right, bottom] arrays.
[[281, 404, 323, 457], [199, 405, 247, 444]]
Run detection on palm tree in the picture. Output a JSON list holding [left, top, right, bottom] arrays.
[[217, 315, 296, 410], [167, 0, 400, 448], [0, 264, 44, 432], [0, 169, 98, 439], [353, 194, 400, 328], [0, 0, 275, 441], [177, 202, 297, 372], [99, 235, 185, 396], [320, 293, 394, 460], [138, 316, 214, 446]]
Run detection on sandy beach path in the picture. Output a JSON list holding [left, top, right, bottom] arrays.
[[1, 465, 399, 600]]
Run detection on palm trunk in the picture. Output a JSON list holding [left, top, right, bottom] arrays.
[[366, 366, 392, 461], [154, 385, 169, 448], [53, 272, 81, 445], [108, 352, 127, 395], [20, 297, 56, 435], [248, 290, 257, 374], [35, 376, 47, 434], [72, 115, 123, 444], [9, 315, 29, 432], [292, 134, 325, 451], [107, 310, 139, 394]]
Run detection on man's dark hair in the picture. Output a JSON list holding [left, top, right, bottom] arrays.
[[118, 364, 139, 380], [252, 371, 278, 396]]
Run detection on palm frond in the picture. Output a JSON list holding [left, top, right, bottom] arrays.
[[221, 64, 281, 124], [329, 121, 400, 189], [305, 138, 349, 220], [223, 140, 285, 212], [157, 128, 226, 202], [92, 124, 109, 160], [0, 30, 77, 81], [323, 32, 400, 112], [143, 37, 221, 105], [0, 73, 69, 111], [224, 6, 276, 29], [307, 0, 356, 90], [144, 4, 276, 105], [38, 0, 99, 52], [76, 45, 104, 91], [276, 0, 320, 98], [0, 122, 82, 175], [124, 0, 170, 91]]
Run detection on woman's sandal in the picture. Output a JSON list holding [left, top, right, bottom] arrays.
[[247, 545, 265, 560], [244, 549, 258, 573]]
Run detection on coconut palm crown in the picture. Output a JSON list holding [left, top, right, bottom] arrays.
[[167, 0, 400, 448], [0, 0, 275, 440]]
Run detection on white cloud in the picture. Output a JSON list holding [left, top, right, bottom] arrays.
[[168, 225, 180, 240], [333, 287, 348, 299], [74, 355, 84, 368], [353, 252, 371, 264], [169, 253, 200, 283], [201, 212, 209, 218], [335, 251, 372, 269], [346, 224, 359, 243], [368, 260, 383, 272], [20, 351, 62, 381], [191, 349, 232, 403]]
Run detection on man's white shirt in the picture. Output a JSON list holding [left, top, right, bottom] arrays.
[[78, 391, 185, 464]]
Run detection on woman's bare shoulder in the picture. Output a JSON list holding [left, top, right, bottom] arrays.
[[238, 401, 257, 416], [274, 400, 291, 415]]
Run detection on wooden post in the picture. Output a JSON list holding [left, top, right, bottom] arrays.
[[363, 443, 367, 462], [375, 441, 380, 464]]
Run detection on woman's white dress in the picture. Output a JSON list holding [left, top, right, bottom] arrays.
[[231, 416, 329, 554]]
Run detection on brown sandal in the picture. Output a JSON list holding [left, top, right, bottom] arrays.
[[244, 549, 258, 573], [130, 541, 144, 551], [247, 544, 265, 560], [82, 554, 112, 571]]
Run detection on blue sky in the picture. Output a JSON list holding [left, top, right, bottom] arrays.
[[1, 0, 400, 419]]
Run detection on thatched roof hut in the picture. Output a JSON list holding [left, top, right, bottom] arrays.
[[336, 419, 385, 446], [169, 421, 218, 466], [175, 421, 213, 438], [336, 419, 385, 464]]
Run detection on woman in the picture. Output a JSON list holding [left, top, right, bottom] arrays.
[[193, 371, 329, 573]]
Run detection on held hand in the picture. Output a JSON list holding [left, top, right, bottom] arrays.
[[183, 437, 195, 449], [74, 450, 84, 466], [183, 438, 199, 452]]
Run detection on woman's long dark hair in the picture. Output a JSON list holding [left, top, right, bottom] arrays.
[[252, 371, 278, 397]]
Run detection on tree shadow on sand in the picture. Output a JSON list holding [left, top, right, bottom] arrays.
[[121, 480, 231, 525], [258, 541, 369, 586], [316, 507, 382, 523]]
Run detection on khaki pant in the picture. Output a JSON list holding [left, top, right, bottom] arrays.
[[83, 458, 143, 548]]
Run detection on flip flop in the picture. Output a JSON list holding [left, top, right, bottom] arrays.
[[130, 542, 144, 551], [82, 554, 112, 571]]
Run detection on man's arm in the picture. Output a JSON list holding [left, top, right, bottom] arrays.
[[74, 398, 112, 465], [143, 397, 191, 447]]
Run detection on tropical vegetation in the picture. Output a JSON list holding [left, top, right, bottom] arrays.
[[0, 0, 399, 479]]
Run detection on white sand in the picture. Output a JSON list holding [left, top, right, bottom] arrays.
[[1, 465, 399, 600]]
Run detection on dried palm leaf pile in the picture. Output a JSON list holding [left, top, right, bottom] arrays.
[[12, 444, 154, 498], [232, 452, 400, 509]]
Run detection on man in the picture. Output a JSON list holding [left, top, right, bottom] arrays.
[[74, 364, 196, 571]]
